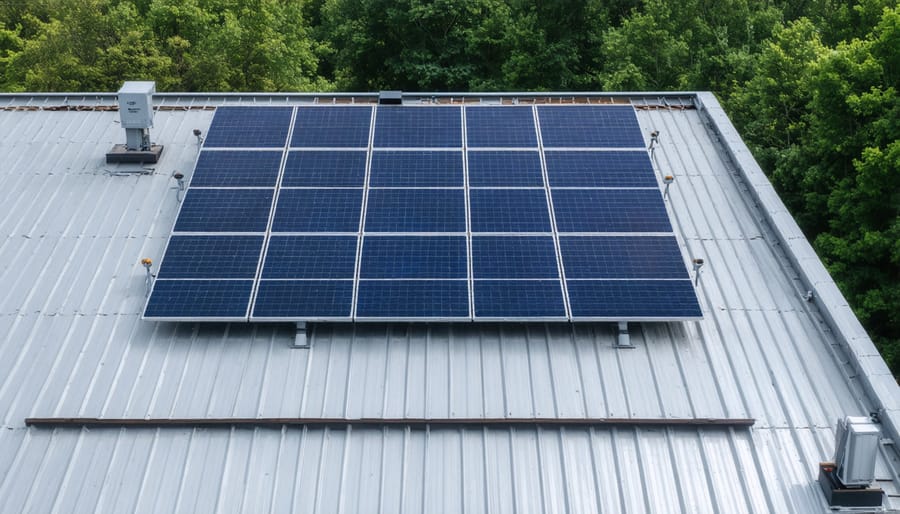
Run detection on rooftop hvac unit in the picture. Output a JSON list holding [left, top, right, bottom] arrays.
[[106, 81, 164, 164], [818, 416, 883, 509]]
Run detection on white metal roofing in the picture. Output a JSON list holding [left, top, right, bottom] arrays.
[[0, 92, 897, 513]]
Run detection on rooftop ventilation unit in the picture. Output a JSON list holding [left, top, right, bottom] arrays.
[[818, 416, 883, 508], [106, 81, 164, 164]]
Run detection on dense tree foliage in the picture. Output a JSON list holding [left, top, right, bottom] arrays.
[[1, 0, 897, 373]]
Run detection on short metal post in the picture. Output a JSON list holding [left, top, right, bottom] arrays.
[[293, 322, 310, 349], [616, 322, 634, 348], [692, 258, 705, 287], [173, 171, 186, 202], [663, 175, 674, 199], [141, 258, 154, 296]]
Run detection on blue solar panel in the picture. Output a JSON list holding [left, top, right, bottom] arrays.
[[465, 106, 537, 147], [470, 189, 551, 232], [560, 236, 688, 279], [370, 151, 463, 187], [566, 279, 702, 318], [281, 151, 367, 187], [262, 235, 358, 278], [157, 235, 263, 279], [473, 280, 566, 318], [190, 150, 282, 187], [365, 189, 466, 232], [174, 189, 273, 233], [148, 104, 701, 322], [471, 236, 559, 278], [272, 189, 362, 232], [144, 279, 252, 319], [292, 106, 372, 148], [374, 107, 462, 148], [360, 236, 467, 278], [253, 280, 353, 318], [204, 107, 292, 148], [356, 280, 469, 318], [545, 151, 657, 188], [552, 189, 672, 233], [467, 151, 544, 187], [538, 106, 644, 148]]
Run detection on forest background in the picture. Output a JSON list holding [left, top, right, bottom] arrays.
[[1, 0, 897, 375]]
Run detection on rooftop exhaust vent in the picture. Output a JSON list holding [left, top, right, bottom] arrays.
[[106, 81, 164, 164], [379, 90, 403, 105]]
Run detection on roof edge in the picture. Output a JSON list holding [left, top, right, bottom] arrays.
[[694, 91, 900, 446]]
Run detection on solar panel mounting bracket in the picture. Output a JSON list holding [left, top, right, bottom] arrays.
[[293, 322, 309, 349], [616, 321, 634, 348]]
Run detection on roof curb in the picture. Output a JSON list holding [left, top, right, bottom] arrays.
[[693, 91, 900, 446]]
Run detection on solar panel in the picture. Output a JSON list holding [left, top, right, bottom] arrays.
[[538, 106, 644, 148], [292, 106, 371, 148], [281, 151, 367, 187], [465, 106, 537, 147], [566, 279, 702, 319], [467, 151, 544, 187], [146, 103, 701, 322], [272, 189, 362, 232], [470, 189, 551, 232], [174, 189, 273, 233], [253, 280, 353, 318], [365, 189, 466, 232], [545, 151, 657, 188], [369, 151, 463, 187], [204, 107, 292, 148], [360, 236, 467, 278], [551, 189, 672, 233], [157, 235, 264, 279], [356, 280, 469, 318], [473, 280, 566, 319], [144, 279, 253, 319], [559, 236, 688, 279], [190, 150, 282, 187], [262, 235, 358, 278], [374, 106, 462, 147], [471, 236, 559, 279]]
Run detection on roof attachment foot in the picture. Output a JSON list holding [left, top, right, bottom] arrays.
[[293, 322, 310, 349]]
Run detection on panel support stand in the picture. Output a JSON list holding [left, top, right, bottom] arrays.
[[293, 322, 309, 349], [616, 321, 634, 349]]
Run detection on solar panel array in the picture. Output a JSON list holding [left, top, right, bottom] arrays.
[[144, 104, 702, 322]]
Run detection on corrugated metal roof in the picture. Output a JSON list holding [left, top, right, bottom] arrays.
[[0, 94, 897, 513]]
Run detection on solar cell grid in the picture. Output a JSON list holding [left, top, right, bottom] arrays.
[[144, 279, 253, 319], [272, 189, 363, 233], [262, 235, 358, 279], [538, 106, 644, 148], [360, 236, 467, 278], [473, 280, 566, 319], [552, 189, 672, 233], [356, 280, 469, 318], [471, 236, 559, 279], [470, 189, 552, 232], [545, 151, 657, 188], [467, 151, 544, 187], [253, 280, 353, 318], [292, 106, 372, 148], [560, 236, 688, 279], [174, 189, 273, 233], [203, 107, 293, 148], [465, 106, 537, 147], [281, 150, 367, 187], [370, 151, 464, 187], [566, 279, 702, 319], [374, 106, 462, 148], [190, 150, 282, 188], [157, 235, 264, 279], [365, 189, 466, 233]]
